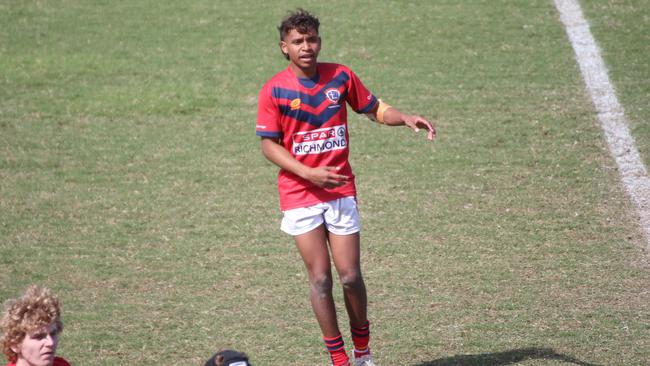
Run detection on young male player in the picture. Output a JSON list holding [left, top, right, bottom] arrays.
[[256, 9, 435, 366]]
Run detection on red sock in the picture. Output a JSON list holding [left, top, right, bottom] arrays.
[[350, 321, 371, 358], [323, 334, 350, 366]]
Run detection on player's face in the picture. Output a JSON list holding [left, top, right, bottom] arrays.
[[13, 322, 59, 366], [280, 28, 321, 77]]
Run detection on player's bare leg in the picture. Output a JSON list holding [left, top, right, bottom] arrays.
[[329, 231, 367, 327], [330, 231, 375, 365], [294, 224, 341, 337]]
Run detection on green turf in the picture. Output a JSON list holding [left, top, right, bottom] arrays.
[[1, 1, 648, 365], [581, 0, 650, 171]]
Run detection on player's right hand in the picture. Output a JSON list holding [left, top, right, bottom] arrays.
[[306, 166, 349, 189]]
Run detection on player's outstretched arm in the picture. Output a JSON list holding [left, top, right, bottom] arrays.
[[367, 102, 436, 141], [260, 137, 349, 188]]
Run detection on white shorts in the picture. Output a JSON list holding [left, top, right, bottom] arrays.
[[281, 196, 361, 236]]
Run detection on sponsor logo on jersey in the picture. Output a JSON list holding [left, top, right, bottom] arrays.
[[325, 88, 341, 104], [290, 98, 301, 110], [292, 124, 347, 155]]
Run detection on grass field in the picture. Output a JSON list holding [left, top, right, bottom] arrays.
[[1, 1, 649, 365]]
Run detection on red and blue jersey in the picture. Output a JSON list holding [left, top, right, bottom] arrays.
[[7, 357, 71, 366], [257, 63, 378, 210]]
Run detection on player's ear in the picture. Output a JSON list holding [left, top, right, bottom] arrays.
[[279, 41, 289, 60], [215, 354, 225, 366]]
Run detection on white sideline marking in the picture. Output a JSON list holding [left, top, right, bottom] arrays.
[[555, 0, 650, 250]]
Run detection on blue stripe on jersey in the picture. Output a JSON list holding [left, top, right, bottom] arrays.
[[298, 73, 320, 88], [357, 96, 378, 114], [272, 71, 351, 108], [279, 99, 346, 128], [256, 130, 282, 138]]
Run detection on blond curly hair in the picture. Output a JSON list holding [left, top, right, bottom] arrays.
[[0, 285, 63, 363]]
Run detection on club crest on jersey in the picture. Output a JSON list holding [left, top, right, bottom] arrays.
[[324, 88, 341, 104]]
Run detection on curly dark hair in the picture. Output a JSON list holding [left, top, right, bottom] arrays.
[[277, 8, 320, 42]]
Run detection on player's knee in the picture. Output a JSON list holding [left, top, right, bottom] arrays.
[[310, 275, 333, 296], [339, 270, 363, 290]]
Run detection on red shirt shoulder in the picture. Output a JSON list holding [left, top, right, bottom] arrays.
[[54, 357, 71, 366], [6, 358, 69, 366]]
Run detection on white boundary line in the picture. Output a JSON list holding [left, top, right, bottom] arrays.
[[554, 0, 650, 250]]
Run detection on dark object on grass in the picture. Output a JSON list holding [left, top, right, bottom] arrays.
[[204, 349, 251, 366]]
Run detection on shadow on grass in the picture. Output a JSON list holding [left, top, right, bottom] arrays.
[[415, 347, 601, 366]]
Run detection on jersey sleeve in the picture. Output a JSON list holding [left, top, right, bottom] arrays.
[[256, 83, 282, 138], [345, 69, 378, 114]]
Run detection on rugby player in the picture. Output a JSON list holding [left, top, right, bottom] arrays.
[[256, 9, 435, 366]]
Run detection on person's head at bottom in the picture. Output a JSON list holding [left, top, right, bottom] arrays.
[[1, 285, 69, 366], [204, 349, 251, 366]]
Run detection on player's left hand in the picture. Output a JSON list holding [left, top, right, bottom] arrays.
[[404, 115, 436, 141]]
